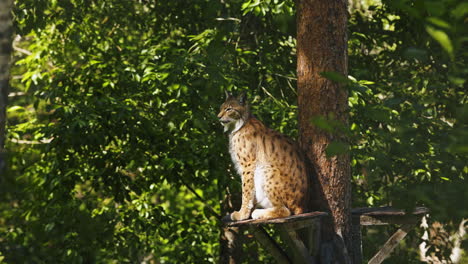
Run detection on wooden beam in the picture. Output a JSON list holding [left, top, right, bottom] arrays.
[[352, 207, 429, 226], [358, 215, 421, 226], [224, 207, 428, 227], [224, 211, 328, 227], [249, 226, 291, 264], [368, 224, 414, 264], [352, 206, 429, 216], [284, 218, 319, 231]]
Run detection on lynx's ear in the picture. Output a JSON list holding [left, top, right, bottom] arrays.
[[238, 92, 247, 106], [224, 89, 232, 99]]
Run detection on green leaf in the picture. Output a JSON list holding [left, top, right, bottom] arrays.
[[426, 17, 451, 29], [426, 26, 453, 59], [452, 3, 468, 19], [320, 71, 350, 84], [7, 105, 26, 112], [310, 116, 334, 133], [325, 141, 349, 157]]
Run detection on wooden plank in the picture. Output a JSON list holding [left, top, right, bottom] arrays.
[[353, 207, 429, 226], [277, 226, 315, 264], [223, 207, 428, 227], [224, 211, 328, 227], [368, 224, 414, 264], [284, 218, 319, 231], [357, 214, 421, 226], [352, 206, 429, 216], [249, 226, 291, 264]]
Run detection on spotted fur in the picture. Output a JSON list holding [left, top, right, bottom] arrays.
[[218, 92, 309, 221]]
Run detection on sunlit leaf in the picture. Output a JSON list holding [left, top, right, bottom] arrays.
[[426, 17, 451, 29], [320, 71, 350, 84], [426, 26, 454, 58], [325, 141, 349, 157]]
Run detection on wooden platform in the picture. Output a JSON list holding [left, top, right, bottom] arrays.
[[225, 211, 328, 227], [222, 207, 429, 264]]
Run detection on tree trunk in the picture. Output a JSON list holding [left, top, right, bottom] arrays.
[[0, 0, 14, 174], [296, 0, 352, 262]]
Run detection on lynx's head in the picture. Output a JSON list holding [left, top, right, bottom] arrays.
[[217, 91, 250, 133]]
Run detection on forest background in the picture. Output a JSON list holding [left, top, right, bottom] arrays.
[[0, 0, 467, 263]]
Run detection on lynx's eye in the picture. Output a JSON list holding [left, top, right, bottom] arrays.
[[225, 107, 232, 112]]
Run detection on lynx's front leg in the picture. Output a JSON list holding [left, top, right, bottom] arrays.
[[231, 169, 255, 221]]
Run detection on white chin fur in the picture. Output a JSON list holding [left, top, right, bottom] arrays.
[[223, 119, 245, 133], [232, 120, 245, 133]]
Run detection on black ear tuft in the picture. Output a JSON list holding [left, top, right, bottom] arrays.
[[238, 92, 247, 105], [225, 89, 232, 99]]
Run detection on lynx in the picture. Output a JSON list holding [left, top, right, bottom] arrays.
[[218, 91, 309, 221]]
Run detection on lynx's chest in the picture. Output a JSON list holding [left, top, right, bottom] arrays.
[[228, 133, 244, 175], [229, 131, 274, 209], [228, 131, 257, 175]]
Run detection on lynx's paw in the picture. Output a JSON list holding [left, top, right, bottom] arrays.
[[252, 207, 291, 220], [251, 209, 267, 220], [231, 210, 250, 221]]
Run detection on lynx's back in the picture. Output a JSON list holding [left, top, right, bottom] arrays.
[[218, 93, 309, 221]]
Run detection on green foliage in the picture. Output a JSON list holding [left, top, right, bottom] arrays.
[[347, 0, 467, 261], [1, 0, 466, 263], [3, 0, 297, 263], [348, 0, 467, 218]]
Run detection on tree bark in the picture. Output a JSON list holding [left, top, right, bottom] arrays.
[[0, 0, 14, 174], [296, 0, 352, 262]]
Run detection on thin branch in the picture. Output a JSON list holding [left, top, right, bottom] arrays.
[[10, 138, 53, 144], [12, 44, 32, 56], [215, 17, 241, 23], [8, 91, 25, 97], [179, 177, 221, 219], [273, 73, 297, 80]]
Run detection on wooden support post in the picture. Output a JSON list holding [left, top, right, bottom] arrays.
[[277, 226, 315, 264], [351, 217, 363, 264], [368, 224, 414, 264], [249, 226, 291, 264], [320, 241, 333, 264], [305, 219, 321, 257]]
